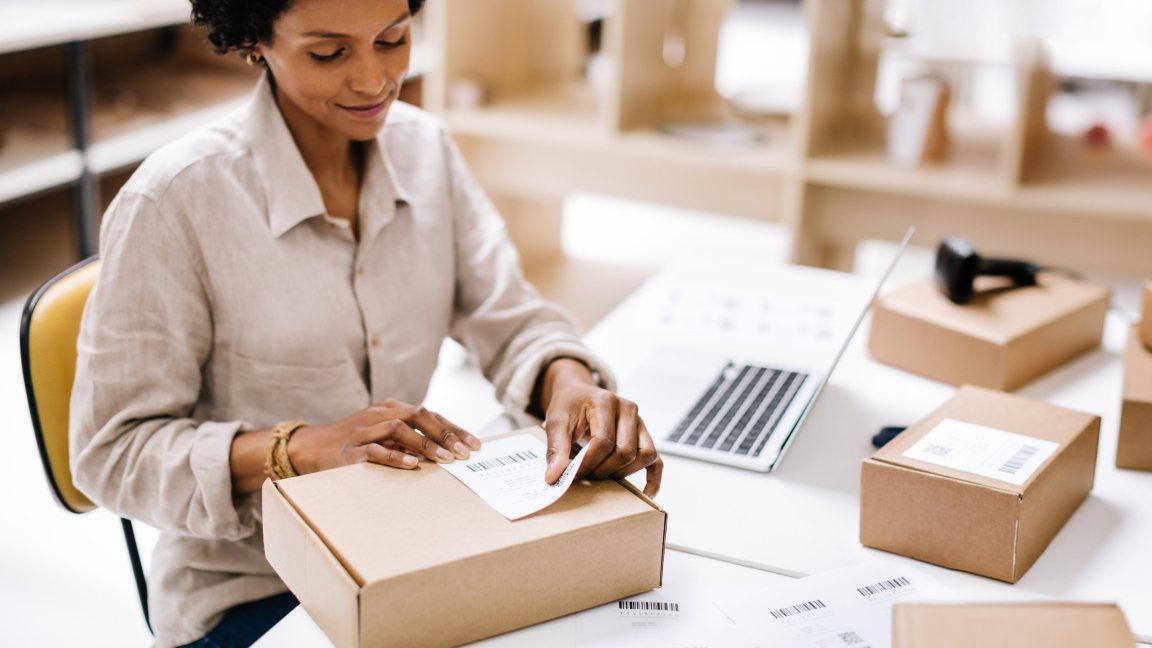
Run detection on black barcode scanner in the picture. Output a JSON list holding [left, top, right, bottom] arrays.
[[935, 236, 1040, 305]]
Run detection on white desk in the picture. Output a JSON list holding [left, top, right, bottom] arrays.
[[262, 256, 1152, 645]]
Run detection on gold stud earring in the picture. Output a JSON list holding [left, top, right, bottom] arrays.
[[246, 51, 263, 67]]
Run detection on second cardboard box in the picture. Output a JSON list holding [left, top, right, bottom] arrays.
[[860, 385, 1099, 583]]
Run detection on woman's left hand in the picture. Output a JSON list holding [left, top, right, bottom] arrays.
[[539, 359, 663, 497]]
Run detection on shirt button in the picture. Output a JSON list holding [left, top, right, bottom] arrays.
[[357, 265, 365, 276], [370, 335, 380, 348]]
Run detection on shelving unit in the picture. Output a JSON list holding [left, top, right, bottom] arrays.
[[424, 0, 792, 262], [0, 0, 258, 258], [5, 0, 1148, 290], [425, 0, 1152, 281], [788, 0, 1152, 275]]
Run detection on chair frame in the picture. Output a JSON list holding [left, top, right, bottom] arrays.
[[19, 256, 152, 634]]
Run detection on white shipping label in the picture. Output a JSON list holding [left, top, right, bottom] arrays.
[[713, 560, 945, 648], [574, 585, 757, 648], [439, 433, 589, 520], [901, 418, 1059, 486]]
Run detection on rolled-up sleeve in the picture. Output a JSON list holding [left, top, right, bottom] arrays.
[[70, 190, 255, 541], [442, 131, 617, 426]]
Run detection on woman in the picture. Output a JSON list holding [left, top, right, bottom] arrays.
[[69, 0, 662, 645]]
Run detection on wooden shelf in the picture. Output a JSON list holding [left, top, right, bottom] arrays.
[[444, 81, 604, 142], [0, 134, 82, 206], [89, 62, 256, 174], [805, 135, 1006, 202], [0, 0, 186, 55], [0, 84, 79, 205], [1014, 135, 1152, 220], [88, 97, 248, 175]]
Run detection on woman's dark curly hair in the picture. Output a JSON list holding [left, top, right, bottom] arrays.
[[191, 0, 425, 55]]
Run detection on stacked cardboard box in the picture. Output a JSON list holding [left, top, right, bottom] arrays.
[[868, 275, 1108, 390]]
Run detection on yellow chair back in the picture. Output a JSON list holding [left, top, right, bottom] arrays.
[[20, 257, 100, 514]]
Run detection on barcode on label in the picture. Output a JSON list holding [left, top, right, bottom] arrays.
[[924, 444, 951, 457], [998, 445, 1039, 475], [618, 601, 680, 612], [769, 599, 826, 619], [856, 576, 911, 597], [464, 450, 538, 472], [838, 631, 867, 646]]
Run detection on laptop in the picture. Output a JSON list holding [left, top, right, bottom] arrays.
[[621, 227, 914, 472]]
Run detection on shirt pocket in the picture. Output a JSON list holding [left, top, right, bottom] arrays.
[[226, 352, 370, 425]]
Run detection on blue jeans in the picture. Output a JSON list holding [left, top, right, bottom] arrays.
[[178, 592, 299, 648]]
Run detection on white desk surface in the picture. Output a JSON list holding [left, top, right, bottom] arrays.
[[262, 256, 1152, 645]]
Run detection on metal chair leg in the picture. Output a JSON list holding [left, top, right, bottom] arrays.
[[120, 517, 152, 634]]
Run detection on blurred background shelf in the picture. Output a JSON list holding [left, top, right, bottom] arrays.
[[88, 59, 255, 174], [2, 0, 1151, 307], [0, 0, 257, 256], [0, 135, 82, 206], [426, 0, 793, 262], [0, 0, 187, 55]]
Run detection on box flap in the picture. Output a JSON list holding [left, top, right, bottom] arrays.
[[274, 427, 661, 585], [878, 275, 1109, 343], [892, 603, 1135, 648], [872, 385, 1097, 493]]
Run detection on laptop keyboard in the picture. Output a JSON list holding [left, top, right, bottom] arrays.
[[665, 363, 809, 457]]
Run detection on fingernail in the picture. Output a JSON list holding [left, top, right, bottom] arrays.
[[466, 437, 482, 450], [436, 448, 454, 462], [402, 455, 418, 467], [453, 442, 469, 458]]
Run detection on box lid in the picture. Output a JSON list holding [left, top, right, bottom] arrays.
[[272, 429, 661, 585], [892, 603, 1135, 648], [878, 275, 1109, 344], [872, 385, 1097, 493]]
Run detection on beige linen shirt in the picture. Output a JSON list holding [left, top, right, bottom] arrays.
[[70, 76, 613, 647]]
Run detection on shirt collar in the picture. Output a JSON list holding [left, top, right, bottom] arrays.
[[240, 74, 411, 239]]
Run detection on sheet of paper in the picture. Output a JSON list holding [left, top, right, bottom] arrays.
[[902, 418, 1059, 486], [438, 433, 589, 520], [573, 585, 758, 648], [714, 560, 945, 648]]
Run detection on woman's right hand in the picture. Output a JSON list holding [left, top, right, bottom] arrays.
[[288, 399, 482, 474]]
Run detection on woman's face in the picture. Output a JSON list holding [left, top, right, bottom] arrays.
[[256, 0, 412, 142]]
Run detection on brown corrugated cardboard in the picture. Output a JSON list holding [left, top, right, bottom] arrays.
[[1140, 281, 1152, 350], [263, 427, 667, 647], [868, 274, 1109, 390], [1117, 325, 1152, 471], [892, 603, 1135, 647], [860, 385, 1099, 583]]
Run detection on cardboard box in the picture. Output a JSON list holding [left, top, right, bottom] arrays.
[[892, 603, 1135, 647], [868, 275, 1109, 390], [263, 428, 667, 647], [1117, 325, 1152, 471], [860, 385, 1099, 583], [1140, 281, 1152, 350]]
